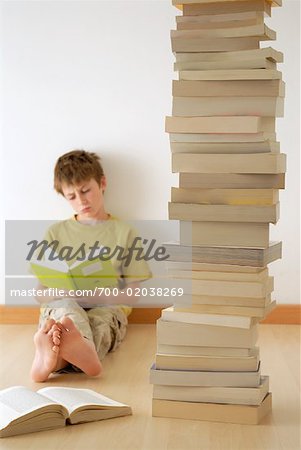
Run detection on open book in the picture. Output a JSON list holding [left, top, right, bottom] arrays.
[[0, 386, 132, 437], [30, 248, 119, 290]]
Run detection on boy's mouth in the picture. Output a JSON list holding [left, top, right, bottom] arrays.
[[81, 207, 91, 213]]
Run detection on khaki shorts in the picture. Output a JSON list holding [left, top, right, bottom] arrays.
[[39, 298, 131, 363]]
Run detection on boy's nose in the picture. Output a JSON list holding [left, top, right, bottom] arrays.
[[77, 193, 86, 202]]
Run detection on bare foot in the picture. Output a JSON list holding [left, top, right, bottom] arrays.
[[31, 319, 61, 382], [59, 316, 102, 377]]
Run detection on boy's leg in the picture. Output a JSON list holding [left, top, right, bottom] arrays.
[[87, 305, 131, 361], [39, 298, 94, 341]]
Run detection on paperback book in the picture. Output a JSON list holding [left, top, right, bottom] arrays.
[[0, 386, 132, 438]]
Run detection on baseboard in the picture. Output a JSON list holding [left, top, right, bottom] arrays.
[[0, 305, 300, 325], [260, 304, 301, 324]]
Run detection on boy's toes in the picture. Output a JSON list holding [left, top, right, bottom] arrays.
[[42, 319, 56, 334], [52, 330, 61, 346], [48, 323, 62, 337], [60, 316, 76, 332]]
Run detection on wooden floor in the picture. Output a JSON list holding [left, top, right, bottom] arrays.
[[0, 324, 300, 450]]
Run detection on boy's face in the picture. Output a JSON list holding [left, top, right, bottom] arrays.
[[61, 177, 107, 220]]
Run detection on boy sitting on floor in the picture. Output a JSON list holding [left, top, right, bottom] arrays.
[[31, 150, 151, 382]]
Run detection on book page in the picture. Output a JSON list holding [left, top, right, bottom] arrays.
[[0, 402, 22, 429], [0, 386, 58, 415], [38, 387, 128, 414]]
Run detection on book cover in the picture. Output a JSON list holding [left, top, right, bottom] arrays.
[[30, 249, 118, 290]]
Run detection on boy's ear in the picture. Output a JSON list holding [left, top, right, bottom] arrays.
[[100, 176, 107, 192]]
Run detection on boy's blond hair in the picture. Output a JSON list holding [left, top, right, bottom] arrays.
[[54, 150, 104, 195]]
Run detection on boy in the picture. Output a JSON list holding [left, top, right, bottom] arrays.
[[31, 150, 152, 382]]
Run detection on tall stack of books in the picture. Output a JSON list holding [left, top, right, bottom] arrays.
[[150, 0, 285, 424]]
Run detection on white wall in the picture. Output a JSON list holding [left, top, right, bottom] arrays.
[[1, 0, 300, 304], [263, 0, 300, 305]]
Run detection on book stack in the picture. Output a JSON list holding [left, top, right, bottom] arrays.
[[151, 0, 285, 425]]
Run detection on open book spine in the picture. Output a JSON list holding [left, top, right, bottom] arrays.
[[150, 0, 285, 424]]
